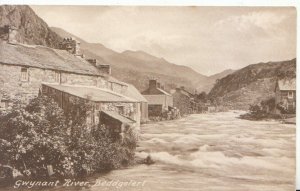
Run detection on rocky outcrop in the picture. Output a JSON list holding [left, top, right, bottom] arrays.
[[209, 59, 296, 110], [0, 5, 62, 48]]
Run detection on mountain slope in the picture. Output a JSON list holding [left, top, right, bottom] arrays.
[[209, 59, 296, 110], [0, 5, 62, 48], [51, 27, 208, 92], [0, 5, 232, 93], [196, 69, 235, 93]]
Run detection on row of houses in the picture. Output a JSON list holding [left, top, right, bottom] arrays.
[[141, 77, 297, 118], [0, 25, 148, 136], [140, 79, 213, 118], [1, 25, 295, 131]]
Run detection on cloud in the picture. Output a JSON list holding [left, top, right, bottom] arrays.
[[215, 11, 287, 36], [31, 6, 296, 76]]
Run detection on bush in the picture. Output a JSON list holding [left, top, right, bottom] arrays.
[[0, 96, 69, 178], [0, 96, 137, 180]]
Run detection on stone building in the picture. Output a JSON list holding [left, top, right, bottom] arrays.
[[142, 80, 173, 117], [0, 26, 148, 130], [274, 78, 296, 114], [171, 86, 197, 115]]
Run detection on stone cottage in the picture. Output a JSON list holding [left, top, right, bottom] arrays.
[[0, 26, 148, 131], [274, 78, 296, 114], [171, 86, 197, 115], [142, 80, 173, 117]]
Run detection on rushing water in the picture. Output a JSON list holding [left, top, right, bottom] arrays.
[[5, 111, 294, 191], [88, 111, 296, 191]]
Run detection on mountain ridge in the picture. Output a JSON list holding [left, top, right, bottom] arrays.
[[0, 5, 237, 93], [50, 26, 213, 92], [209, 58, 296, 110]]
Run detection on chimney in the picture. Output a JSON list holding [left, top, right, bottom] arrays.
[[149, 80, 157, 90], [86, 59, 97, 66], [59, 37, 80, 55], [8, 26, 19, 44], [86, 59, 111, 75], [97, 65, 111, 75], [0, 25, 19, 44]]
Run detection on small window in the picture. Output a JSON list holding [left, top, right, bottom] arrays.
[[288, 91, 293, 99], [55, 72, 61, 83], [0, 100, 9, 109], [21, 68, 28, 81], [116, 105, 125, 115]]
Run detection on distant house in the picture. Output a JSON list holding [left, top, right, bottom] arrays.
[[274, 78, 296, 114], [171, 86, 197, 115], [142, 80, 173, 117], [0, 25, 148, 131]]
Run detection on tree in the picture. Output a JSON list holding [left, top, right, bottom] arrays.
[[0, 95, 138, 179], [0, 96, 70, 178], [196, 91, 207, 102]]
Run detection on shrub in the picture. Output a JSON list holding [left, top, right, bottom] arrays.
[[0, 96, 137, 180], [0, 96, 70, 178]]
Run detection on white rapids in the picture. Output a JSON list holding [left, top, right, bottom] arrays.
[[89, 111, 296, 191]]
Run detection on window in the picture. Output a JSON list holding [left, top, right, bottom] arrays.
[[116, 105, 125, 115], [96, 104, 100, 110], [0, 100, 9, 109], [288, 91, 293, 99], [21, 68, 28, 81], [55, 72, 61, 83]]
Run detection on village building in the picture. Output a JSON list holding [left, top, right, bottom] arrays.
[[0, 25, 148, 132], [141, 80, 173, 117], [171, 86, 197, 115], [274, 78, 296, 114]]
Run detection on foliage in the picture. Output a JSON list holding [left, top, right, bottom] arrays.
[[0, 96, 137, 180], [240, 97, 280, 120], [0, 96, 69, 178], [196, 91, 207, 103]]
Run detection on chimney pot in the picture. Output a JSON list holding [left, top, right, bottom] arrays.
[[60, 37, 80, 55], [0, 25, 19, 44]]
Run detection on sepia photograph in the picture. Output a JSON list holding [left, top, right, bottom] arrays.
[[0, 1, 297, 191]]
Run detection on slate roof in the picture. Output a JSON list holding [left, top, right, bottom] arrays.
[[0, 41, 146, 103], [43, 83, 138, 103], [0, 41, 102, 76], [276, 78, 296, 91], [142, 87, 172, 96], [101, 110, 135, 124], [124, 84, 148, 102], [157, 88, 172, 96]]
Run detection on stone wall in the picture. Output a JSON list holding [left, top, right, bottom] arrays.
[[0, 64, 127, 110], [41, 84, 140, 127], [172, 91, 191, 115]]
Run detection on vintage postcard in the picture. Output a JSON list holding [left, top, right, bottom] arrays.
[[0, 2, 297, 191]]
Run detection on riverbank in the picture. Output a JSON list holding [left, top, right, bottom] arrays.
[[1, 111, 295, 191]]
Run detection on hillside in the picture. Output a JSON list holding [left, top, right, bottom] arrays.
[[51, 27, 209, 92], [0, 5, 62, 48], [209, 59, 296, 110], [1, 5, 231, 93], [197, 69, 235, 93]]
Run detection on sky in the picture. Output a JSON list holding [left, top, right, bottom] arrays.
[[31, 6, 296, 76]]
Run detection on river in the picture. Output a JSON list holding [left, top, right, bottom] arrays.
[[87, 111, 295, 191]]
